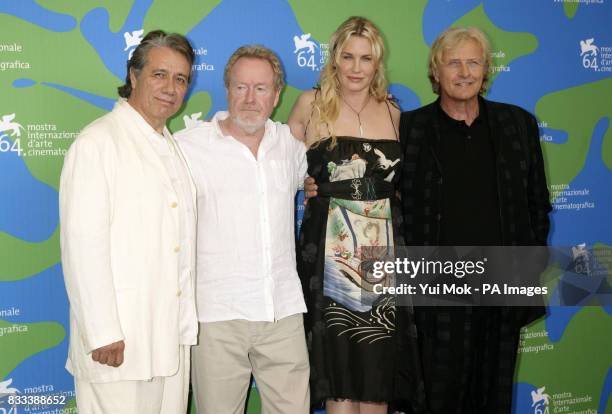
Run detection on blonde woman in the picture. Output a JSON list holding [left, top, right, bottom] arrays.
[[289, 16, 424, 414]]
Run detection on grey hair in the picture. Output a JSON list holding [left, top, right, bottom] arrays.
[[223, 45, 285, 91], [118, 30, 195, 98]]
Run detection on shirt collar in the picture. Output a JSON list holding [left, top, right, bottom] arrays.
[[436, 96, 486, 128], [116, 98, 171, 140]]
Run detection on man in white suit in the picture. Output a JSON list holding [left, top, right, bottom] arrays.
[[60, 30, 197, 413]]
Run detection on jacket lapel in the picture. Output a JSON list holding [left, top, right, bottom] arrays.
[[483, 98, 502, 161], [113, 101, 175, 194]]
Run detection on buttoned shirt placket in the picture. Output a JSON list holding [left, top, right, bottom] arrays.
[[244, 135, 276, 322]]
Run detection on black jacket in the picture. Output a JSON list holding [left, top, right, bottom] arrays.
[[399, 98, 552, 246], [397, 98, 553, 413]]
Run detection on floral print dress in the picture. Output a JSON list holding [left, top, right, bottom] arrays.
[[297, 137, 424, 407]]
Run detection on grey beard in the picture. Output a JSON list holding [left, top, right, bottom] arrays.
[[231, 114, 266, 135]]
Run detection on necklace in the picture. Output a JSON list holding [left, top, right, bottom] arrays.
[[342, 94, 371, 137]]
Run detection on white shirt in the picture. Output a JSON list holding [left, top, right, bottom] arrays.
[[176, 111, 308, 322], [127, 102, 198, 345]]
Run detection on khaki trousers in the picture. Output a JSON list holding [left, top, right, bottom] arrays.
[[75, 346, 190, 414], [191, 313, 310, 414]]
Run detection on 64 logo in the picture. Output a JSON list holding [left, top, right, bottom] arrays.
[[293, 33, 320, 71], [580, 38, 599, 70], [0, 113, 24, 156]]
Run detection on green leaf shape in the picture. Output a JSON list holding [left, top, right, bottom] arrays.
[[0, 229, 59, 282], [274, 84, 303, 123], [0, 320, 65, 379], [144, 0, 223, 35], [516, 307, 612, 412], [535, 78, 612, 187]]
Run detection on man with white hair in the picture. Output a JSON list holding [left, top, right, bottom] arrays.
[[398, 27, 552, 413]]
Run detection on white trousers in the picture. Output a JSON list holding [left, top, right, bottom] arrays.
[[75, 346, 190, 414]]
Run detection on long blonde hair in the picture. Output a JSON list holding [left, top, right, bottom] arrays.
[[311, 16, 388, 149]]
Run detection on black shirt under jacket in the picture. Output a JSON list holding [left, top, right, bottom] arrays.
[[436, 99, 502, 245], [396, 97, 552, 414], [399, 97, 551, 247]]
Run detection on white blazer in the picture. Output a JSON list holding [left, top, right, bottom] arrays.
[[59, 100, 197, 383]]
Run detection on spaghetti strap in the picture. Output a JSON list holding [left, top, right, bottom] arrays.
[[385, 99, 399, 140], [304, 89, 319, 137]]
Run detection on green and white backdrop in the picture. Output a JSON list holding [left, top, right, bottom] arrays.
[[0, 1, 610, 413]]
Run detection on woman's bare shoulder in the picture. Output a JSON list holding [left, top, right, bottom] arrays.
[[289, 89, 319, 141]]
